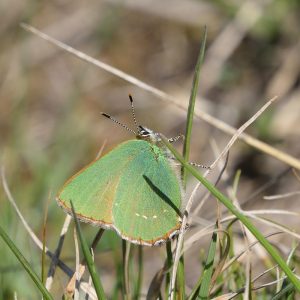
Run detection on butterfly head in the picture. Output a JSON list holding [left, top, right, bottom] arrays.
[[137, 125, 161, 143]]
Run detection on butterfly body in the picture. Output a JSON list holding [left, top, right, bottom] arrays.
[[57, 127, 183, 246]]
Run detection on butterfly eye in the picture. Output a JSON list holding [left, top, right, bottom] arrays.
[[138, 126, 151, 137]]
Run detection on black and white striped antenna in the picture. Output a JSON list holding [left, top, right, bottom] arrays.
[[101, 112, 136, 135], [101, 95, 140, 135], [128, 94, 139, 132]]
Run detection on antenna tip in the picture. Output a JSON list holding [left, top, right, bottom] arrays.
[[101, 112, 111, 119], [128, 94, 133, 103]]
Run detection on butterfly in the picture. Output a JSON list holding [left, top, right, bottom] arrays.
[[56, 95, 183, 246]]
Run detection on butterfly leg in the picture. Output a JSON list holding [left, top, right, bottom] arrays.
[[169, 157, 210, 169], [189, 162, 211, 169], [168, 134, 185, 143]]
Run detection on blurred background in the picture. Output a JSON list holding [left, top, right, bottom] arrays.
[[1, 0, 300, 298]]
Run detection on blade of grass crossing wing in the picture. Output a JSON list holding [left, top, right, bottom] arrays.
[[70, 202, 107, 300], [0, 224, 53, 300], [161, 137, 300, 293]]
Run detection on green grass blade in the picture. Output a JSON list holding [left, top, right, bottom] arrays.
[[0, 224, 54, 300], [188, 230, 217, 300], [176, 260, 185, 299], [272, 283, 295, 300], [210, 231, 231, 289], [182, 26, 207, 183], [161, 137, 300, 293], [198, 230, 217, 299], [70, 202, 107, 300]]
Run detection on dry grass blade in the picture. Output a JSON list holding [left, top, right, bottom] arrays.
[[20, 23, 300, 171], [20, 23, 169, 100], [66, 229, 104, 297], [85, 272, 94, 300], [263, 191, 300, 200], [211, 96, 278, 170], [211, 293, 238, 300], [193, 140, 229, 217], [245, 167, 291, 202], [243, 247, 252, 299], [70, 202, 107, 299], [252, 264, 279, 283], [1, 167, 50, 256], [183, 229, 218, 254], [46, 215, 72, 290], [74, 227, 80, 300], [244, 209, 299, 216]]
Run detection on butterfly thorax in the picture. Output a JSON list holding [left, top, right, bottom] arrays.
[[136, 125, 176, 162]]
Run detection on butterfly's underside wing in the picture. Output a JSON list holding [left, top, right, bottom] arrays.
[[57, 140, 182, 246]]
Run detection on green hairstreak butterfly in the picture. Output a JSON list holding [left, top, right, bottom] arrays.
[[56, 95, 183, 246]]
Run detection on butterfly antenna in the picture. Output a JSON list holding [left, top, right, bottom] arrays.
[[101, 113, 136, 135], [128, 94, 139, 131]]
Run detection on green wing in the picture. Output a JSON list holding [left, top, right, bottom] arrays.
[[57, 140, 182, 245], [112, 141, 182, 245], [57, 140, 142, 227]]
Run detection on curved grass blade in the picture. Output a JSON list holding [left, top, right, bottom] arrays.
[[70, 201, 107, 300], [147, 263, 168, 300], [161, 137, 300, 293], [0, 224, 53, 300]]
